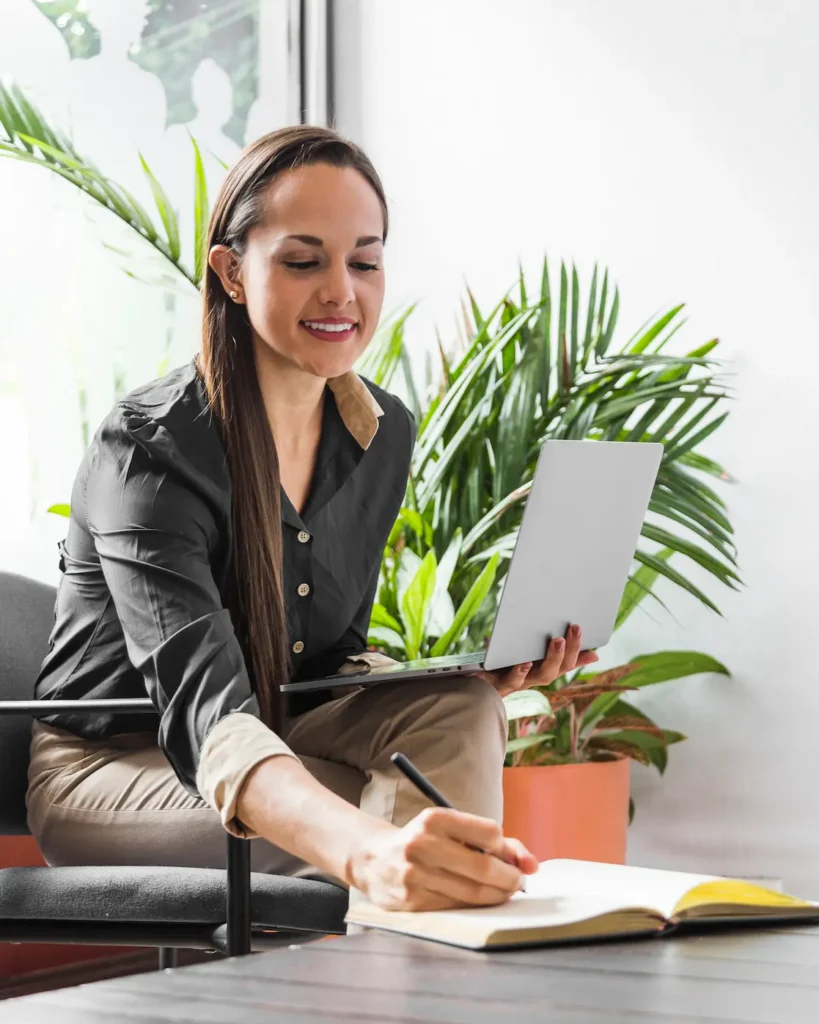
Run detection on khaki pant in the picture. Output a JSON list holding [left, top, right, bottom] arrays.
[[26, 675, 507, 879]]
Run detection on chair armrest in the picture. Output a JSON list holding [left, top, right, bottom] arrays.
[[0, 696, 253, 955], [226, 832, 251, 956], [0, 698, 155, 715]]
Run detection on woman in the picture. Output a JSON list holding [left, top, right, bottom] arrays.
[[27, 126, 598, 911]]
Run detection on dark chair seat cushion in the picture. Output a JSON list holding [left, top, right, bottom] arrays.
[[0, 865, 348, 934]]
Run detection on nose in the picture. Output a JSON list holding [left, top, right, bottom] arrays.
[[317, 258, 356, 308]]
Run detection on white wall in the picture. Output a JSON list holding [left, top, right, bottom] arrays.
[[336, 0, 819, 894]]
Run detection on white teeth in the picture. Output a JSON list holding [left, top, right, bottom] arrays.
[[303, 321, 356, 333]]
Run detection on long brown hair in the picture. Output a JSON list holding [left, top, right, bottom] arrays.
[[198, 126, 389, 731]]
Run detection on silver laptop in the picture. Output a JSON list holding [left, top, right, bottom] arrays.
[[281, 439, 663, 694]]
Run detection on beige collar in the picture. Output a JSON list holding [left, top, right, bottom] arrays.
[[327, 372, 384, 450]]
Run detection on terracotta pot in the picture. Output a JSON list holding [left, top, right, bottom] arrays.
[[502, 756, 631, 864]]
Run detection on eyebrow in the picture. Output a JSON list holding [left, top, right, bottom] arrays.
[[283, 234, 383, 247]]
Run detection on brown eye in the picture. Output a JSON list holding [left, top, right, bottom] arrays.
[[284, 260, 319, 270]]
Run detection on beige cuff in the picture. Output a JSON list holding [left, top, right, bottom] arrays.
[[195, 712, 299, 839], [339, 650, 399, 673], [330, 651, 400, 695]]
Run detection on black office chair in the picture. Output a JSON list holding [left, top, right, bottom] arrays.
[[0, 571, 348, 969]]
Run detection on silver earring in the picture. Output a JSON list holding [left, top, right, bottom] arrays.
[[229, 290, 238, 300]]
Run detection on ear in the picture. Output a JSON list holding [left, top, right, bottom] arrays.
[[208, 244, 245, 303]]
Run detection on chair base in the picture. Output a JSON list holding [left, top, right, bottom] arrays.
[[0, 920, 332, 953], [157, 947, 178, 969]]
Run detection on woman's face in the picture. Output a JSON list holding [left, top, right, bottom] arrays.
[[211, 162, 386, 381]]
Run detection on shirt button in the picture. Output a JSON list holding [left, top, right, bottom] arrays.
[[292, 641, 305, 654], [297, 583, 310, 597], [297, 530, 310, 543]]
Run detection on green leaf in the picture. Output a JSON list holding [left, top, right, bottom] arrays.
[[503, 689, 552, 721], [615, 548, 674, 629], [493, 350, 539, 503], [395, 546, 422, 612], [428, 528, 462, 637], [367, 626, 406, 651], [357, 304, 416, 388], [506, 734, 550, 754], [461, 483, 531, 556], [140, 152, 181, 263], [597, 380, 723, 426], [399, 340, 422, 424], [594, 269, 610, 357], [467, 285, 485, 332], [580, 652, 729, 733], [665, 412, 730, 464], [518, 261, 528, 308], [369, 604, 403, 634], [46, 503, 70, 517], [587, 697, 658, 732], [662, 460, 730, 512], [648, 497, 736, 563], [413, 306, 535, 477], [650, 487, 735, 549], [539, 255, 552, 414], [633, 548, 721, 615], [629, 305, 685, 355], [640, 522, 741, 587], [397, 507, 434, 548], [581, 263, 598, 365], [190, 133, 209, 282], [415, 372, 508, 510], [557, 262, 568, 393], [686, 339, 719, 360], [621, 650, 730, 688], [646, 390, 702, 445], [598, 286, 619, 357], [614, 729, 671, 774], [430, 553, 499, 657], [623, 398, 670, 442], [570, 264, 580, 374], [400, 550, 438, 659], [464, 530, 518, 566], [679, 450, 731, 480]]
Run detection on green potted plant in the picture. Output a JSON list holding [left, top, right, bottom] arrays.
[[359, 263, 737, 861]]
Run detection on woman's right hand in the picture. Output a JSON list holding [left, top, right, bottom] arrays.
[[347, 807, 538, 911]]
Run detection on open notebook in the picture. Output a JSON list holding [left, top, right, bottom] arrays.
[[345, 859, 819, 950]]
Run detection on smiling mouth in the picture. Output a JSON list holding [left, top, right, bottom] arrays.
[[299, 321, 358, 342]]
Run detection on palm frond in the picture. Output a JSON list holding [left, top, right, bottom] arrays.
[[0, 80, 198, 289]]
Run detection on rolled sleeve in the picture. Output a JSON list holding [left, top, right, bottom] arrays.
[[195, 712, 299, 837], [84, 421, 281, 802]]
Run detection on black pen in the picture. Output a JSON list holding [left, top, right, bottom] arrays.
[[391, 751, 456, 810], [390, 751, 526, 890]]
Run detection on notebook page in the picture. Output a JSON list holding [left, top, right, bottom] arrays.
[[347, 888, 663, 942], [674, 880, 817, 917], [527, 860, 722, 920]]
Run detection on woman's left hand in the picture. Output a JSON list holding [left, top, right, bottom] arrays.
[[473, 624, 600, 697]]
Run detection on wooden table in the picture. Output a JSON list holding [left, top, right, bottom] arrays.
[[4, 925, 819, 1022]]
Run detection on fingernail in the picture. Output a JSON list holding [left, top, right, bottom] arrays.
[[571, 625, 580, 637], [554, 638, 564, 650], [519, 662, 532, 673]]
